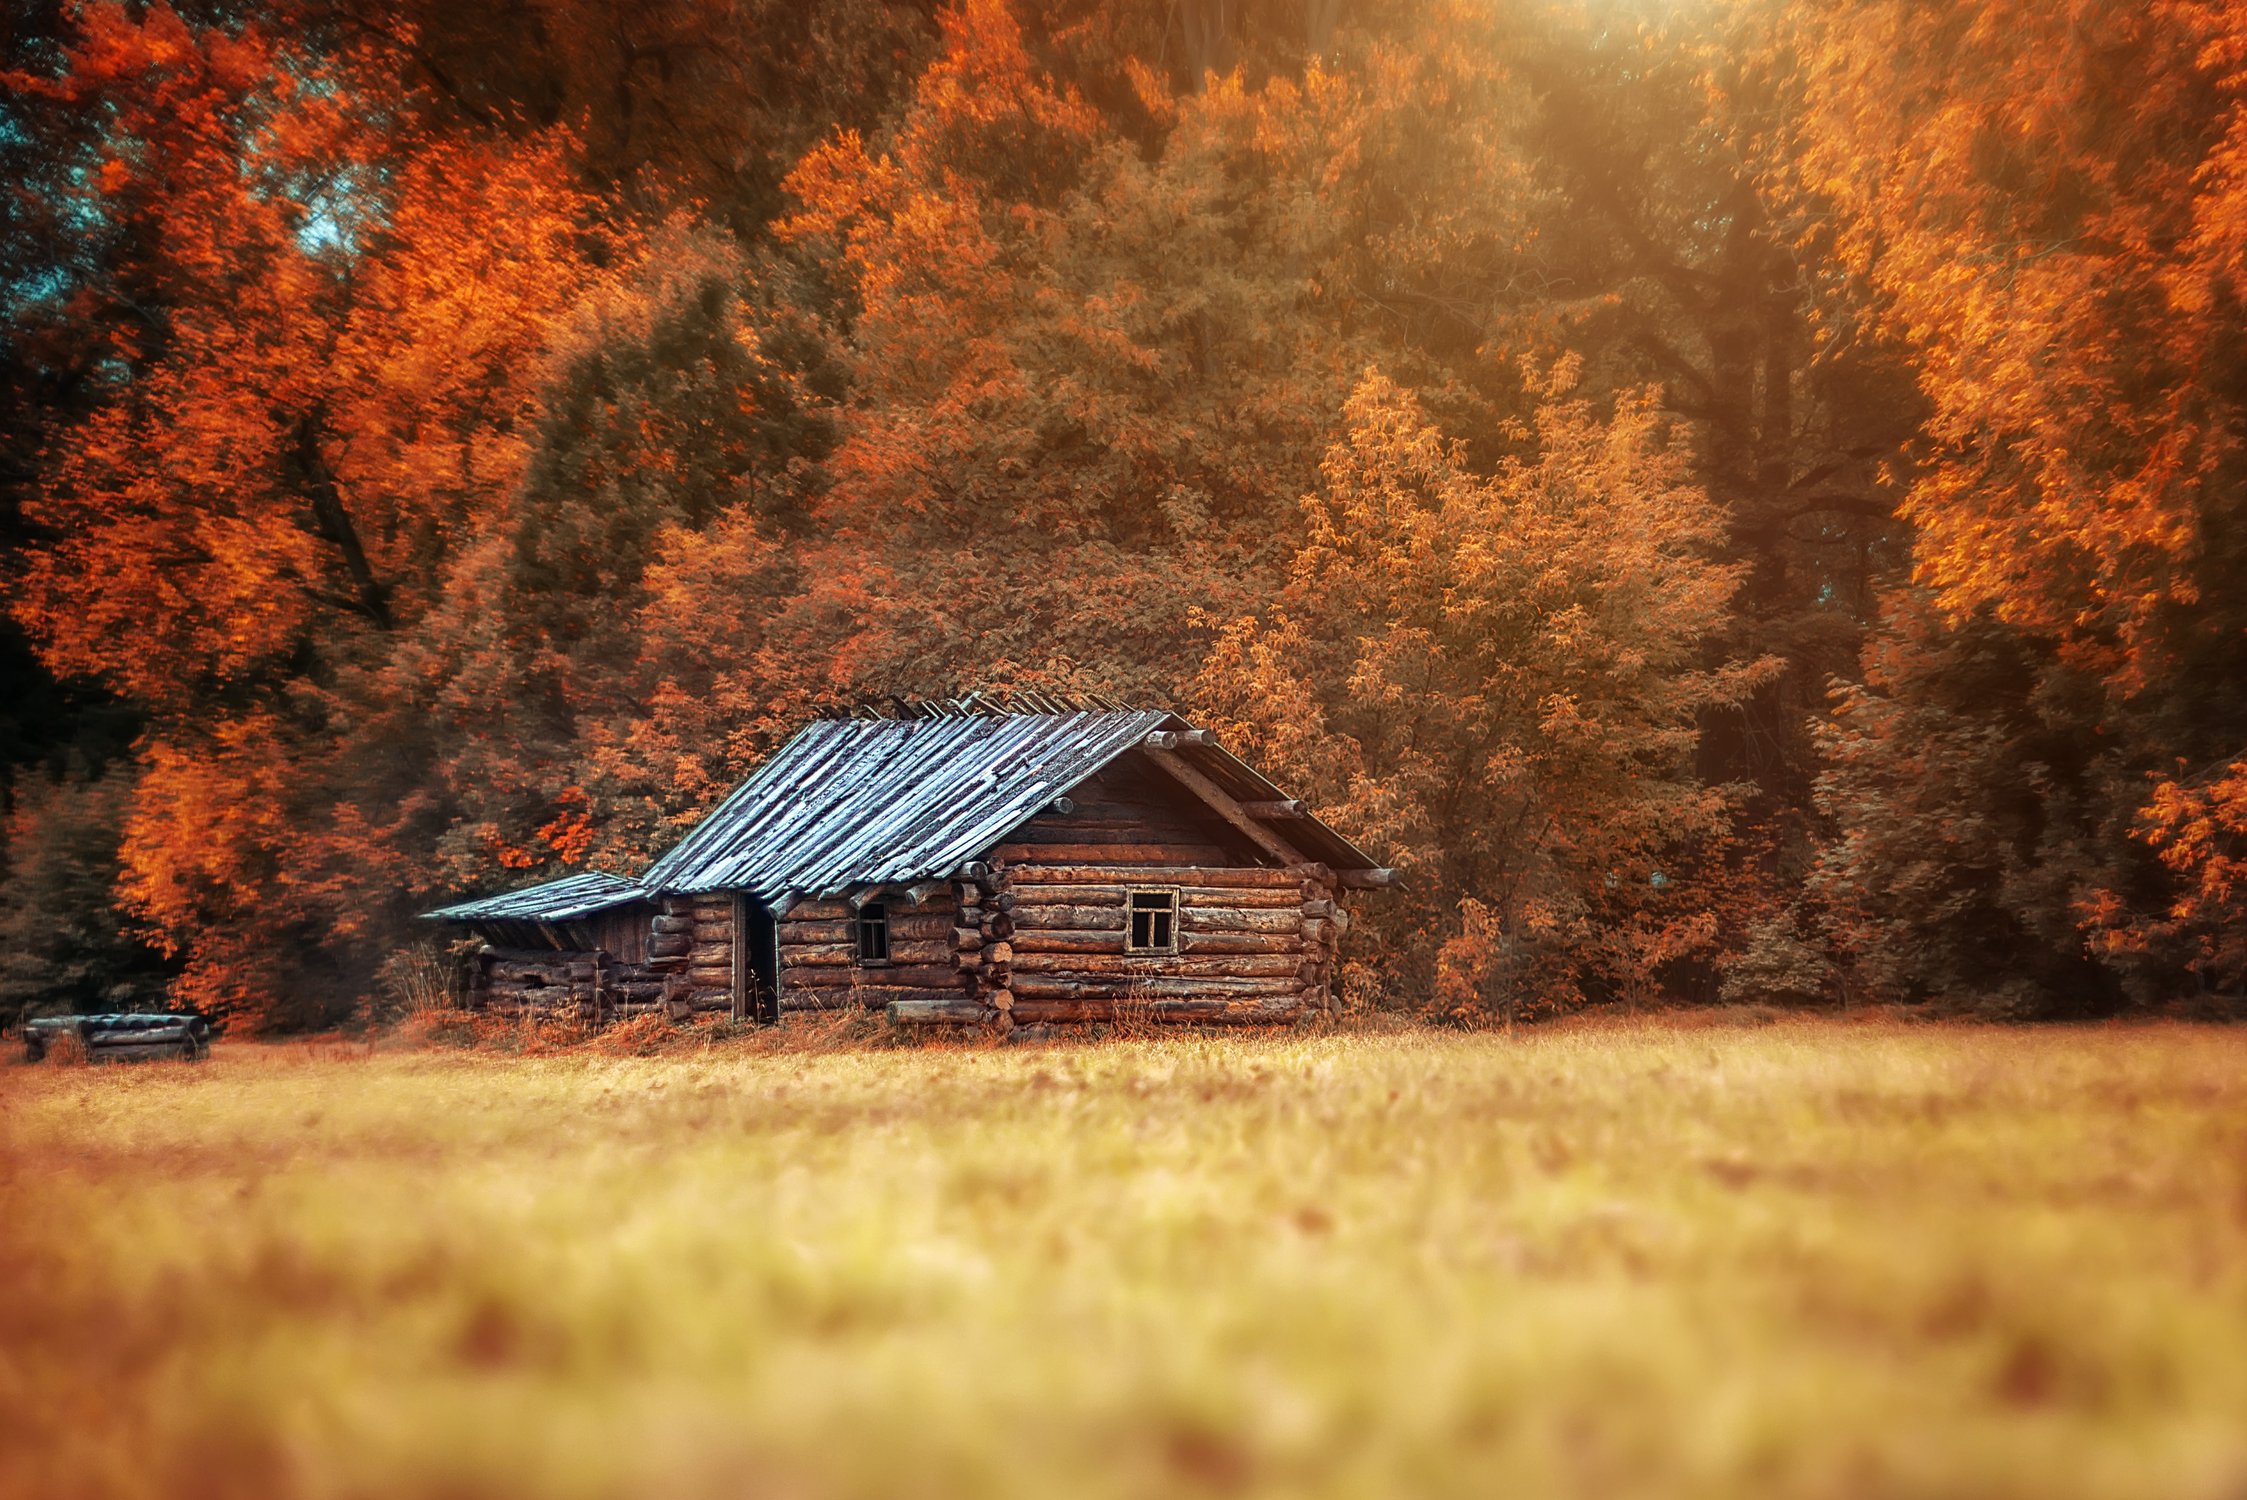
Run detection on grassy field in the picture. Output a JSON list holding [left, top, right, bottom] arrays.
[[3, 1018, 2245, 1500]]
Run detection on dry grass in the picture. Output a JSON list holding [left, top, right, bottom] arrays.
[[3, 1017, 2245, 1500]]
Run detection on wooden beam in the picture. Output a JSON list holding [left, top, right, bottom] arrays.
[[1336, 868, 1401, 889], [1142, 729, 1215, 750], [887, 999, 989, 1026], [1239, 799, 1307, 819], [729, 893, 748, 1023], [1142, 747, 1306, 867], [1005, 864, 1300, 888]]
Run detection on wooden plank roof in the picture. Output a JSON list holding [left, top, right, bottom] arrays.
[[637, 707, 1382, 902], [422, 870, 646, 923], [640, 710, 1168, 899]]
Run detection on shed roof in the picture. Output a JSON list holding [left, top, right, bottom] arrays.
[[637, 706, 1380, 902], [422, 870, 647, 923]]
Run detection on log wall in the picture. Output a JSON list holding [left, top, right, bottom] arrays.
[[992, 860, 1341, 1026], [776, 889, 965, 1013], [985, 757, 1261, 869], [882, 754, 1345, 1029], [464, 893, 738, 1023]]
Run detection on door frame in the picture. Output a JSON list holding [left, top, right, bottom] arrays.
[[732, 893, 780, 1024]]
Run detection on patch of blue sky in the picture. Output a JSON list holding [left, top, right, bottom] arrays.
[[234, 54, 396, 258], [58, 160, 112, 237], [5, 265, 72, 313], [282, 160, 389, 257]]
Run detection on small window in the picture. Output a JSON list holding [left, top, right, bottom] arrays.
[[855, 902, 890, 964], [1127, 889, 1178, 954]]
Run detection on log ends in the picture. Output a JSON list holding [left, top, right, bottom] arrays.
[[1240, 799, 1307, 818]]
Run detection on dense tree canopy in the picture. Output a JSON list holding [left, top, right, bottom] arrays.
[[1196, 367, 1769, 1017], [1788, 0, 2247, 1010], [2, 0, 2238, 1027]]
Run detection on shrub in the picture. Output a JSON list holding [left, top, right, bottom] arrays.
[[0, 767, 172, 1033]]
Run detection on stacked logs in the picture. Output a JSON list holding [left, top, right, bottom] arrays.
[[778, 890, 966, 1013], [599, 896, 702, 1017], [881, 864, 1020, 1027], [469, 895, 717, 1022], [480, 948, 607, 1020], [682, 895, 735, 1012], [955, 862, 1015, 1027], [1300, 880, 1347, 1015], [971, 861, 1341, 1026]]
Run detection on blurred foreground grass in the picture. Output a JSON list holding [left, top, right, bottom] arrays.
[[3, 1019, 2245, 1500]]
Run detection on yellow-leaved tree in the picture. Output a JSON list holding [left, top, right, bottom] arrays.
[[1197, 366, 1773, 1020]]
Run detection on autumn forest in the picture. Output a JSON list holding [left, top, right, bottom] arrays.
[[5, 0, 2245, 1033]]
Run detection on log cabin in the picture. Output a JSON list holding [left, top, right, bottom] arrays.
[[426, 698, 1395, 1028]]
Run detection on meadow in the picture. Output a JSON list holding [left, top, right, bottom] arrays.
[[3, 1018, 2245, 1500]]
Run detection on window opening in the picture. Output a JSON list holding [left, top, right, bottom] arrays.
[[855, 901, 890, 964], [1127, 889, 1178, 953]]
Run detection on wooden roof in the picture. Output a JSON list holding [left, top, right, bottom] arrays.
[[426, 702, 1388, 921], [639, 706, 1382, 901], [422, 870, 646, 923]]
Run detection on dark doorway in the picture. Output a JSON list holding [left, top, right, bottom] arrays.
[[735, 895, 780, 1023]]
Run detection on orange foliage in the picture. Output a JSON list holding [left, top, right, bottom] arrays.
[[1198, 366, 1770, 1016], [1793, 0, 2247, 1001], [1794, 0, 2247, 663], [2139, 762, 2247, 983], [777, 0, 1535, 707], [11, 4, 624, 1026]]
